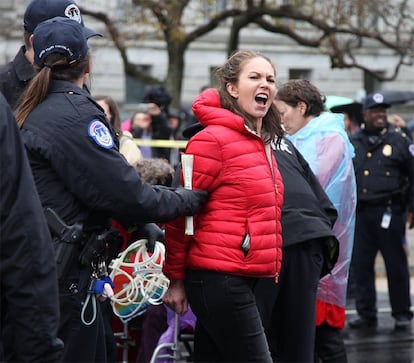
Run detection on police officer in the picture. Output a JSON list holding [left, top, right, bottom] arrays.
[[16, 17, 207, 363], [0, 93, 63, 362], [349, 92, 414, 330], [0, 0, 97, 110]]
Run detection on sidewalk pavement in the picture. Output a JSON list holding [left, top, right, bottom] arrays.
[[344, 278, 414, 363], [343, 227, 414, 362]]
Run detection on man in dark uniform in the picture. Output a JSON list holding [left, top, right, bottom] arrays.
[[0, 0, 97, 110], [0, 93, 64, 362], [349, 92, 414, 330], [16, 17, 207, 362]]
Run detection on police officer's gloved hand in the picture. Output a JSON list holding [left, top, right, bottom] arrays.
[[174, 187, 209, 215], [140, 223, 165, 253]]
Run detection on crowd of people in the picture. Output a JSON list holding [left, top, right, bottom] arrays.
[[0, 0, 413, 363]]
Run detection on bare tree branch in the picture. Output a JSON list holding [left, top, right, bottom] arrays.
[[239, 2, 414, 82], [79, 6, 160, 84], [77, 0, 414, 104]]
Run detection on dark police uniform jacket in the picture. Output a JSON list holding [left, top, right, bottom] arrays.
[[350, 125, 414, 213], [0, 46, 35, 110], [20, 80, 196, 242], [0, 93, 63, 361]]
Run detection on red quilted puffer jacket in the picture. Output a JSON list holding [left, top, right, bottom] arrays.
[[164, 88, 284, 281]]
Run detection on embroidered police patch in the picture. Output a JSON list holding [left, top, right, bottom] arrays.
[[88, 119, 114, 149], [64, 4, 82, 24], [409, 144, 414, 157]]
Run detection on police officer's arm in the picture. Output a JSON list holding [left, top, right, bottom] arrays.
[[47, 115, 206, 227]]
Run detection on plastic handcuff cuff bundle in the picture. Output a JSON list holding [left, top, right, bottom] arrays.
[[108, 239, 169, 322]]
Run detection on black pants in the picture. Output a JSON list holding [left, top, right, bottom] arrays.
[[352, 203, 412, 320], [314, 323, 347, 363], [58, 265, 107, 362], [254, 239, 324, 362], [185, 269, 272, 363], [101, 299, 117, 363]]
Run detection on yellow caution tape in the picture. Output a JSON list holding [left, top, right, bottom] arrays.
[[133, 139, 188, 148]]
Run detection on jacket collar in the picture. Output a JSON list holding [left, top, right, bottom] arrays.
[[13, 46, 35, 82], [192, 88, 253, 136]]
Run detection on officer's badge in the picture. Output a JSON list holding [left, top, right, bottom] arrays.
[[382, 144, 392, 157], [373, 93, 385, 103], [64, 4, 82, 24], [88, 119, 114, 149]]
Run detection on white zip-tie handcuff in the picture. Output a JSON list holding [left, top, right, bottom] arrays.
[[108, 239, 169, 322]]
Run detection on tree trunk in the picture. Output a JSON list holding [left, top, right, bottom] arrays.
[[166, 41, 186, 108]]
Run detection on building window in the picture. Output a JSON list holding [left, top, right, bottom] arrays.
[[125, 65, 151, 103], [202, 0, 227, 13], [364, 70, 384, 94], [208, 66, 220, 88], [289, 68, 312, 80]]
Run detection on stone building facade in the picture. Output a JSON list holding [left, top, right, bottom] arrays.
[[1, 0, 414, 119]]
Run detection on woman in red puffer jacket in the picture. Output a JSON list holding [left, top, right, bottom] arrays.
[[163, 50, 284, 363]]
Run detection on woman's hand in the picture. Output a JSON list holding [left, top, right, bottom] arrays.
[[163, 279, 188, 315]]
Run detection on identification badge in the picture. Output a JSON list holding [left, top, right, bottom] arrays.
[[380, 208, 392, 229]]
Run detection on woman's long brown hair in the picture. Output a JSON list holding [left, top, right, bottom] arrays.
[[16, 53, 89, 128], [94, 95, 123, 136], [215, 50, 284, 144]]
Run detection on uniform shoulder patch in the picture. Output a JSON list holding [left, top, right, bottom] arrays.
[[88, 119, 114, 149], [409, 144, 414, 157]]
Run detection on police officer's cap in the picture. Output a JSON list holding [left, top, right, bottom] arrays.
[[362, 93, 391, 110], [24, 0, 100, 38], [33, 16, 97, 68]]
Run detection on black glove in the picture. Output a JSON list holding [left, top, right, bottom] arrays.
[[139, 223, 165, 253], [174, 187, 209, 215]]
